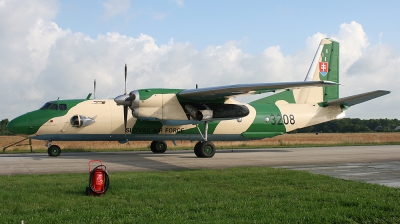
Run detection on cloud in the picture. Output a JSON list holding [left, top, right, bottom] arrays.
[[331, 21, 370, 72], [153, 12, 166, 20], [102, 0, 130, 19], [0, 2, 397, 120], [170, 0, 184, 6]]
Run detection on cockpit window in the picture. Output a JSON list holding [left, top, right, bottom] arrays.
[[40, 102, 67, 111], [49, 104, 58, 110], [40, 103, 52, 110]]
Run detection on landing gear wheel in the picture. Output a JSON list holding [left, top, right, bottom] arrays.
[[194, 141, 215, 158], [194, 141, 202, 157], [48, 145, 61, 157], [150, 141, 167, 153]]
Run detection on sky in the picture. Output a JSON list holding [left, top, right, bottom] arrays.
[[1, 0, 399, 120]]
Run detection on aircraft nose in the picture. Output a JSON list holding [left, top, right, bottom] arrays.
[[7, 115, 29, 135]]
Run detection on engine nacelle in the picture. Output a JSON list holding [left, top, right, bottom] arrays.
[[128, 90, 188, 121], [185, 104, 249, 121], [118, 89, 250, 122], [185, 105, 213, 121], [211, 104, 249, 119], [128, 90, 140, 118]]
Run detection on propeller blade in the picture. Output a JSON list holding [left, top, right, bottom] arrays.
[[123, 105, 129, 144], [123, 105, 128, 133], [124, 64, 127, 95]]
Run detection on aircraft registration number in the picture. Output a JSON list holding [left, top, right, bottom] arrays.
[[267, 114, 295, 125]]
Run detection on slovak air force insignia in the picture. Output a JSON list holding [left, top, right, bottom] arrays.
[[319, 62, 329, 76]]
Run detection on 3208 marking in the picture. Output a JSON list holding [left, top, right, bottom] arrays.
[[268, 114, 295, 125]]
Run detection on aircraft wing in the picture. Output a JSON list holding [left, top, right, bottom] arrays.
[[325, 90, 391, 107], [178, 81, 338, 100]]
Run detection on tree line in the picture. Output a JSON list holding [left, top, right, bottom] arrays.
[[0, 119, 12, 135], [1, 118, 399, 136], [291, 118, 400, 133]]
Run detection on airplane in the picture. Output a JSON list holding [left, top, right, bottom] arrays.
[[7, 38, 390, 158]]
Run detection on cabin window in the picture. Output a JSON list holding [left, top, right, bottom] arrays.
[[59, 104, 67, 111]]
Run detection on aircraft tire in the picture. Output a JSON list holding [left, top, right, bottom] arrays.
[[150, 141, 167, 153], [194, 141, 215, 158], [48, 145, 61, 157], [193, 141, 202, 157]]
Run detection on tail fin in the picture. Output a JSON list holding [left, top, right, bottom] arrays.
[[252, 38, 340, 105], [296, 38, 339, 103]]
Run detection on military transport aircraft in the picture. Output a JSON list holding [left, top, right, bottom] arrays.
[[7, 38, 390, 158]]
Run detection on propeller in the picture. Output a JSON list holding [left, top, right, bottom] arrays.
[[114, 64, 136, 143]]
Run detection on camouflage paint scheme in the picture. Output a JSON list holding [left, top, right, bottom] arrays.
[[7, 39, 389, 155]]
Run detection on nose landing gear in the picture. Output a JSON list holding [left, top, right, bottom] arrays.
[[46, 141, 61, 157]]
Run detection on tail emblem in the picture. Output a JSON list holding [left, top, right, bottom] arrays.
[[319, 62, 329, 76]]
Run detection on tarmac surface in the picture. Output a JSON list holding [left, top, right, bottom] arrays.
[[1, 145, 400, 187]]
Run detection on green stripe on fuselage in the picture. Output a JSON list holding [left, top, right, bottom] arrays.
[[245, 92, 293, 135], [245, 103, 286, 133]]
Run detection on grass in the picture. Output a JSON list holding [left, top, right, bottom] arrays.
[[2, 133, 400, 223], [2, 132, 400, 154], [1, 167, 400, 223]]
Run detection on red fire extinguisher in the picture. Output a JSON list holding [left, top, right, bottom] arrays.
[[86, 160, 109, 196]]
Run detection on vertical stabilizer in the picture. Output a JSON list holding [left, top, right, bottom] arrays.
[[295, 38, 339, 103]]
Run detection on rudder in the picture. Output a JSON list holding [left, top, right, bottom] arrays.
[[303, 38, 339, 102], [251, 38, 340, 105]]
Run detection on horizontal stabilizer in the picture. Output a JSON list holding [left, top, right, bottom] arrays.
[[178, 81, 338, 100], [325, 90, 390, 107]]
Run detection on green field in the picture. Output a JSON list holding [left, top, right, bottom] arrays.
[[1, 167, 399, 223]]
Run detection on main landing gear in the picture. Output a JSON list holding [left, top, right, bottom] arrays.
[[150, 140, 216, 158], [193, 121, 216, 158], [194, 141, 216, 158], [46, 141, 61, 157], [149, 121, 216, 158]]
